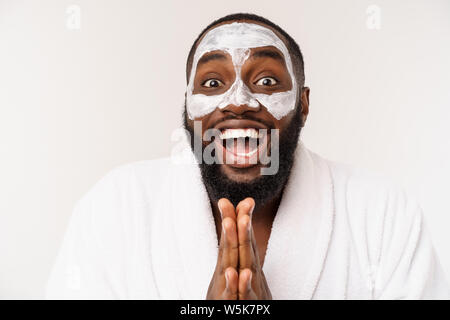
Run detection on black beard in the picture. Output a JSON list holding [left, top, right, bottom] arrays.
[[183, 103, 303, 209]]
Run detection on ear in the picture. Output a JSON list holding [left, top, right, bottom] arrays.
[[300, 87, 310, 127]]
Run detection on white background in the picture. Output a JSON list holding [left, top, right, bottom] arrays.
[[1, 0, 449, 299]]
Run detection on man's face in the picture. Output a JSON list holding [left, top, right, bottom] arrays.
[[185, 21, 302, 184], [183, 20, 309, 207]]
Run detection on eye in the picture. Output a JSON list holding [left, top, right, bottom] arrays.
[[255, 77, 278, 86], [202, 79, 224, 88]]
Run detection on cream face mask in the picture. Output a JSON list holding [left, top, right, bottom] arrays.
[[186, 22, 298, 120]]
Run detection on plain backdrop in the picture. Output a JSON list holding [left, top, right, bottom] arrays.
[[1, 0, 449, 299]]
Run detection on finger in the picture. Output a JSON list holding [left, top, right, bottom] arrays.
[[217, 198, 236, 249], [237, 198, 262, 267], [236, 198, 256, 271], [216, 199, 238, 273], [218, 198, 237, 223], [219, 217, 238, 270], [223, 267, 238, 299], [238, 268, 255, 300]]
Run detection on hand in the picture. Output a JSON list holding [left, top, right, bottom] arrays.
[[206, 198, 239, 299], [206, 198, 272, 300], [236, 198, 272, 300]]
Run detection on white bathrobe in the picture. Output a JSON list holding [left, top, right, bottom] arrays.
[[46, 141, 449, 299]]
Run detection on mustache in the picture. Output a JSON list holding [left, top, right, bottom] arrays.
[[208, 114, 275, 131]]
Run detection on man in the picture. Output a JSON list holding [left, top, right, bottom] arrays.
[[46, 13, 449, 299]]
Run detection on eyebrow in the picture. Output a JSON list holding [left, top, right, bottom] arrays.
[[251, 49, 284, 62], [197, 53, 228, 66]]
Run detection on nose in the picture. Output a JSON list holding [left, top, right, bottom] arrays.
[[221, 102, 261, 115], [219, 77, 261, 115]]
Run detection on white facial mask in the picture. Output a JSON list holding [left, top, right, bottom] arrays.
[[186, 22, 298, 120]]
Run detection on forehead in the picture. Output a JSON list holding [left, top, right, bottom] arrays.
[[193, 22, 289, 62], [197, 46, 285, 67]]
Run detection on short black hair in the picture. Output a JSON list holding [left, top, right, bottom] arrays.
[[186, 13, 305, 90]]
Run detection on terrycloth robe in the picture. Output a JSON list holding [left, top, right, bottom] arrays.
[[46, 141, 449, 299]]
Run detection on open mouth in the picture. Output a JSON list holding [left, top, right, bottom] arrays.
[[220, 128, 263, 157], [212, 121, 271, 168]]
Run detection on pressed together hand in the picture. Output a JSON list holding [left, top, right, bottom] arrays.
[[206, 197, 272, 300]]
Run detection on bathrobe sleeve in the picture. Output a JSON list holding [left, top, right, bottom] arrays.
[[45, 193, 114, 299], [373, 191, 450, 299], [45, 164, 159, 299]]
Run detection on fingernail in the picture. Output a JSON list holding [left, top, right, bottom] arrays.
[[225, 270, 229, 288], [247, 271, 252, 290], [218, 205, 223, 219]]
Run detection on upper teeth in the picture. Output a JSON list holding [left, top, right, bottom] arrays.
[[219, 128, 261, 140]]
